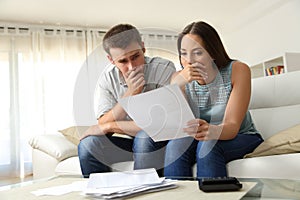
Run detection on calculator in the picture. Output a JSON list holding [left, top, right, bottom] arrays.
[[198, 177, 243, 192]]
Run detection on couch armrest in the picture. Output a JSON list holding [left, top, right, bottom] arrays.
[[29, 132, 78, 161]]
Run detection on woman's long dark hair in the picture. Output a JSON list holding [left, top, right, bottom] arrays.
[[178, 21, 232, 68]]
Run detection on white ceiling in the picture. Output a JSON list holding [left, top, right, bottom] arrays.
[[0, 0, 286, 33]]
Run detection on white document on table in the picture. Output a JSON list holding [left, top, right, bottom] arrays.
[[86, 168, 162, 189], [118, 84, 195, 141], [83, 168, 177, 198]]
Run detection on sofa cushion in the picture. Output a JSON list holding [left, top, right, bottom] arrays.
[[245, 124, 300, 158], [58, 126, 89, 145], [29, 133, 78, 161], [228, 153, 300, 179], [55, 156, 82, 176]]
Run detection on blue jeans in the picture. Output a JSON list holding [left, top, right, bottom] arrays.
[[133, 131, 168, 176], [78, 134, 133, 178], [164, 133, 263, 179]]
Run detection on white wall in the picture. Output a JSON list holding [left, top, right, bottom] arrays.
[[223, 0, 300, 66]]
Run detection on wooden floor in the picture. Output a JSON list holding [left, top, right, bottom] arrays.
[[0, 175, 33, 187]]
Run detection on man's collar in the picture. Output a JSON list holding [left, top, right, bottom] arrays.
[[119, 71, 127, 87]]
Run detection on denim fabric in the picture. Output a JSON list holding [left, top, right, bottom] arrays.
[[164, 133, 263, 179], [77, 134, 133, 178], [133, 131, 168, 176]]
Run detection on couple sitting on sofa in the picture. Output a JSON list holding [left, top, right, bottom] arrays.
[[77, 22, 263, 179]]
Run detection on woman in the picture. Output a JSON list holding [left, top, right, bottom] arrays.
[[164, 21, 263, 179]]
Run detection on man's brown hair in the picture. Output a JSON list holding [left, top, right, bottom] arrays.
[[103, 24, 143, 55]]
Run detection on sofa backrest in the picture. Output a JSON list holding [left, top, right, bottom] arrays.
[[249, 71, 300, 139]]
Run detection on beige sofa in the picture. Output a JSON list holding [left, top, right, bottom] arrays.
[[29, 71, 300, 180]]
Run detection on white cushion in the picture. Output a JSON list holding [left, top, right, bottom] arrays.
[[249, 75, 275, 109], [249, 71, 300, 109], [55, 156, 82, 175], [111, 161, 134, 172], [32, 149, 58, 179], [227, 153, 300, 180], [250, 104, 300, 139], [29, 132, 77, 161]]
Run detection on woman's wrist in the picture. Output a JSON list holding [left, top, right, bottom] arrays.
[[171, 73, 189, 87]]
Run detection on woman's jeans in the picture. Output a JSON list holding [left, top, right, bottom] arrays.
[[164, 133, 263, 179], [78, 134, 133, 178]]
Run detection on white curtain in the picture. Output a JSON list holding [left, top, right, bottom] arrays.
[[0, 25, 104, 178], [0, 24, 178, 179]]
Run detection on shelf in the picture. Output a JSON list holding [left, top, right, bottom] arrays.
[[250, 52, 300, 78]]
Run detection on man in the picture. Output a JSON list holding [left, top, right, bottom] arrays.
[[78, 24, 175, 177]]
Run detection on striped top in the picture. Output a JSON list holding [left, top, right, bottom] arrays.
[[185, 61, 259, 134]]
